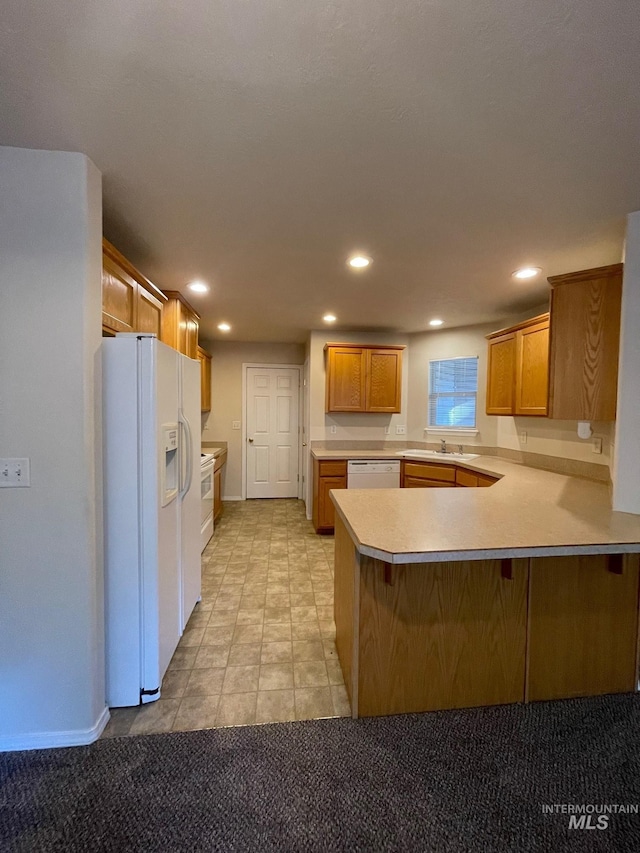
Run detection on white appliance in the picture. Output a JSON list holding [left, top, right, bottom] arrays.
[[200, 453, 215, 551], [103, 334, 201, 707], [347, 460, 401, 489]]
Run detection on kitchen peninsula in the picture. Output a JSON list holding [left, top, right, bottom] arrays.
[[330, 456, 640, 718]]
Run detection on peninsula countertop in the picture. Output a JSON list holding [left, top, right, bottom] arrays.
[[330, 456, 640, 564]]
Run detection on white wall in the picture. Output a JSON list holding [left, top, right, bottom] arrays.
[[0, 147, 106, 749], [408, 322, 498, 448], [408, 319, 612, 466], [309, 329, 410, 444], [202, 340, 305, 498], [613, 211, 640, 512]]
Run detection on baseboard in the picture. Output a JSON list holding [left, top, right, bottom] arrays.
[[223, 495, 243, 501], [0, 705, 110, 752]]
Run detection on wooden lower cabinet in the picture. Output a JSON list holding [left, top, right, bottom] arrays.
[[334, 521, 640, 718], [455, 469, 499, 488], [400, 460, 455, 488], [213, 451, 227, 523], [527, 553, 640, 701], [313, 459, 347, 533]]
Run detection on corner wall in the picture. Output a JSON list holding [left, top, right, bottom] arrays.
[[0, 147, 106, 749], [613, 211, 640, 512]]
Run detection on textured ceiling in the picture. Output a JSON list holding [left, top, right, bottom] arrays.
[[1, 1, 639, 342]]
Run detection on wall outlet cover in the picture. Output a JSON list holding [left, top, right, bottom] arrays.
[[395, 425, 406, 435], [330, 425, 337, 434], [592, 437, 603, 454], [232, 420, 241, 430]]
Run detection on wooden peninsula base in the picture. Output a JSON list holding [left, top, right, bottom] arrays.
[[334, 516, 640, 718]]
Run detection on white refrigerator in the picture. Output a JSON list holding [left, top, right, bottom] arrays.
[[103, 334, 201, 707]]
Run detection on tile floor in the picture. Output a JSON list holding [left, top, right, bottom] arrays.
[[102, 499, 350, 737]]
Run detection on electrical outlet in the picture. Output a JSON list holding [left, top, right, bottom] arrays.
[[519, 431, 527, 444], [592, 437, 603, 454], [232, 420, 241, 430], [330, 425, 337, 434], [0, 458, 30, 487], [384, 426, 390, 435], [395, 425, 406, 435]]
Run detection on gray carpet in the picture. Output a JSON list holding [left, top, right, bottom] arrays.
[[2, 694, 640, 852]]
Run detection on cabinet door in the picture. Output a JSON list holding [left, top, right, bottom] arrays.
[[318, 476, 347, 529], [455, 469, 478, 487], [527, 554, 639, 701], [402, 461, 456, 484], [548, 265, 622, 421], [477, 474, 498, 487], [137, 286, 164, 336], [326, 347, 367, 412], [213, 468, 222, 521], [102, 255, 137, 333], [366, 349, 402, 413], [515, 320, 549, 416], [186, 314, 199, 359], [486, 333, 516, 414]]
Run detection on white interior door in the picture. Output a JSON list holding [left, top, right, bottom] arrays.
[[246, 367, 300, 499]]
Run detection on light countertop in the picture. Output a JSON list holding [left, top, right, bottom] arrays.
[[330, 456, 640, 564], [202, 445, 226, 459]]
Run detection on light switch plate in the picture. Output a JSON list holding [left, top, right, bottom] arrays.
[[232, 420, 241, 430], [0, 458, 30, 487]]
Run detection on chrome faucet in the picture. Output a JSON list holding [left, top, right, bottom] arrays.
[[440, 439, 447, 454]]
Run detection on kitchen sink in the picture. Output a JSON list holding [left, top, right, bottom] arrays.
[[396, 449, 479, 462]]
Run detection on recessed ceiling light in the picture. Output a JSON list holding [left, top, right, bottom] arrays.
[[323, 313, 337, 323], [347, 255, 371, 269], [217, 322, 231, 332], [512, 267, 541, 280], [187, 280, 209, 293], [429, 319, 444, 327]]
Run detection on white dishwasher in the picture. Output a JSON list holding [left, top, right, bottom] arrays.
[[347, 460, 401, 489]]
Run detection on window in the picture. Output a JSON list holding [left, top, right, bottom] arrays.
[[428, 357, 478, 429]]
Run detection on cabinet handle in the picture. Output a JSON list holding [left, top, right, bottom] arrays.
[[501, 559, 513, 580]]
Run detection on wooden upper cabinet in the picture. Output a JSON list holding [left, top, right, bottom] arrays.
[[161, 291, 200, 359], [547, 264, 622, 421], [326, 346, 367, 412], [197, 346, 212, 412], [515, 318, 549, 416], [486, 314, 549, 417], [325, 343, 404, 413], [486, 331, 517, 415], [102, 239, 166, 337]]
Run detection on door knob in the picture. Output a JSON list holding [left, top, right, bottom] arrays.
[[248, 438, 253, 443]]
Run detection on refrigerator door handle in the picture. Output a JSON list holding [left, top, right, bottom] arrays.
[[179, 411, 194, 498]]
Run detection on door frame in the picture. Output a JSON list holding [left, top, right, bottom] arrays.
[[241, 363, 303, 501]]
